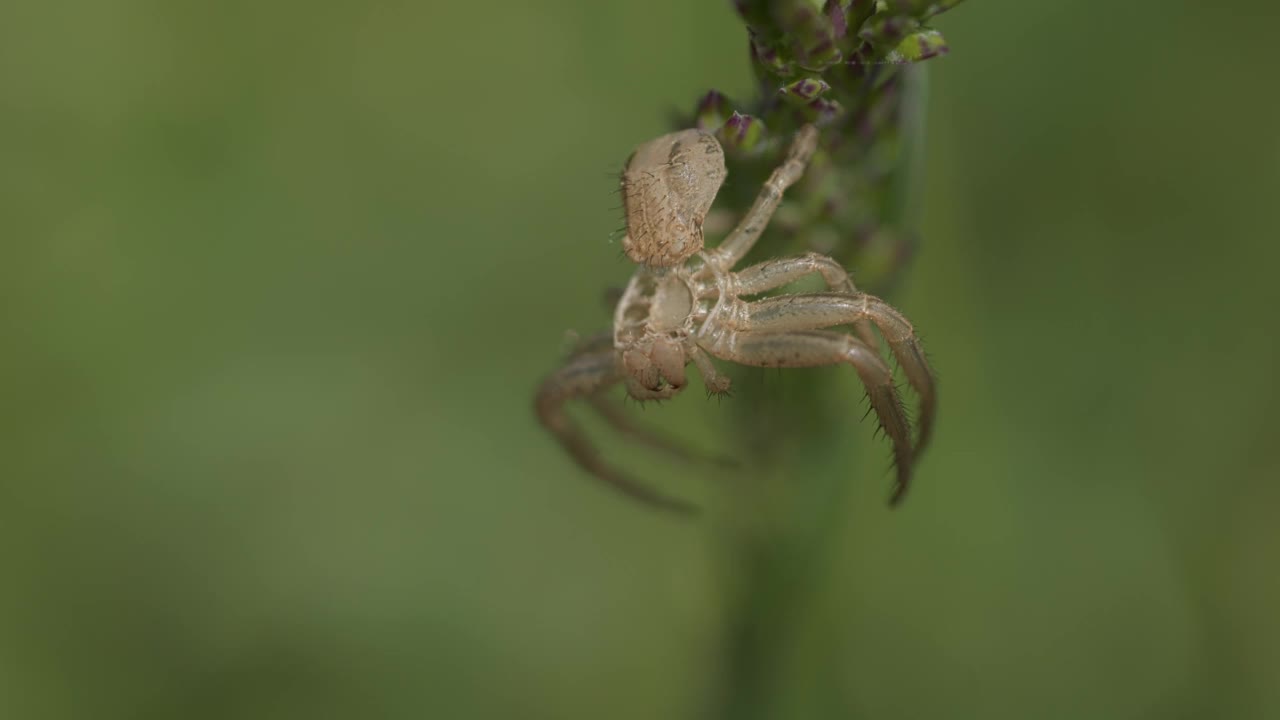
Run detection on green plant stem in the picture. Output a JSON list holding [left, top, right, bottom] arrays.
[[683, 4, 960, 715], [709, 377, 864, 719]]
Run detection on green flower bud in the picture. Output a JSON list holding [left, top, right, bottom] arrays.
[[750, 36, 797, 80], [848, 0, 879, 27], [806, 97, 844, 122], [892, 28, 949, 62], [779, 77, 832, 105], [824, 0, 851, 38], [858, 11, 921, 49], [718, 112, 768, 153]]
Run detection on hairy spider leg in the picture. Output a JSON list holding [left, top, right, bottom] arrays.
[[697, 330, 914, 505], [730, 253, 881, 351], [534, 348, 697, 513], [706, 124, 820, 270], [734, 292, 936, 459], [588, 395, 736, 469]]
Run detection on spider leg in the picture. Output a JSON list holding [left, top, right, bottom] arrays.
[[699, 330, 914, 505], [730, 253, 880, 351], [566, 329, 615, 356], [602, 286, 625, 311], [688, 344, 732, 396], [588, 394, 736, 469], [624, 376, 682, 402], [707, 124, 819, 270], [734, 292, 937, 459], [535, 347, 696, 513]]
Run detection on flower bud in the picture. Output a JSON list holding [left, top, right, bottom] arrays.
[[858, 12, 921, 49], [893, 28, 949, 62], [718, 112, 768, 153], [779, 77, 832, 105], [694, 90, 732, 131]]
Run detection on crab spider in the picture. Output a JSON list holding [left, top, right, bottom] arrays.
[[535, 124, 936, 513]]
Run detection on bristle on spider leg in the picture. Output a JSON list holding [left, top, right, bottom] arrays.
[[885, 446, 909, 507]]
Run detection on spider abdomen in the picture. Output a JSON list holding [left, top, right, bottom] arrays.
[[620, 129, 727, 268]]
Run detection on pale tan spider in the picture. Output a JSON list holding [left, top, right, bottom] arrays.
[[535, 124, 935, 512]]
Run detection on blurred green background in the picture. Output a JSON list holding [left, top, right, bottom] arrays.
[[3, 1, 1279, 718]]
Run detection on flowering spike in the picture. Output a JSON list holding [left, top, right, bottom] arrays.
[[684, 0, 964, 285]]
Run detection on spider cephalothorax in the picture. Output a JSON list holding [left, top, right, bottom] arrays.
[[536, 125, 936, 513]]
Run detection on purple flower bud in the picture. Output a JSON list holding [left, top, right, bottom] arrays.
[[718, 112, 767, 152], [750, 36, 796, 79], [695, 90, 732, 131], [824, 0, 848, 38], [807, 97, 844, 122], [779, 77, 832, 104]]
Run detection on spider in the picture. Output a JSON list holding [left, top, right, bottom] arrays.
[[535, 124, 936, 513]]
